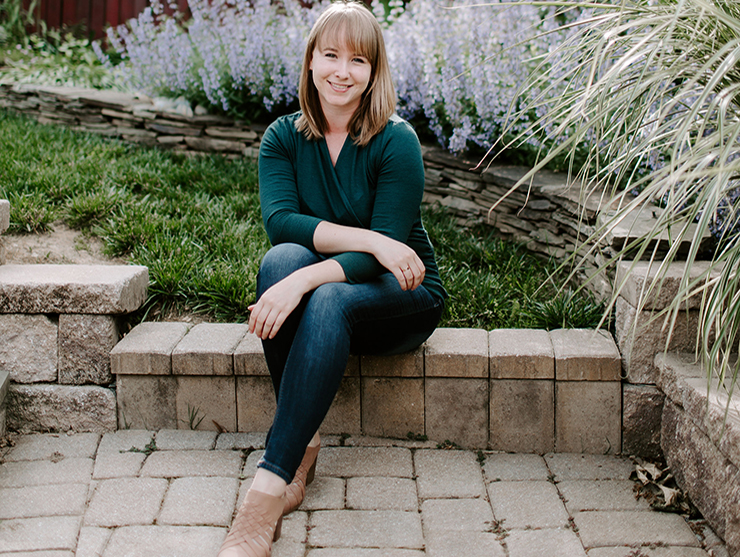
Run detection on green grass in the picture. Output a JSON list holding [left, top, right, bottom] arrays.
[[0, 110, 603, 330]]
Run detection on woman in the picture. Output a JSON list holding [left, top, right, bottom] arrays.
[[218, 2, 446, 555]]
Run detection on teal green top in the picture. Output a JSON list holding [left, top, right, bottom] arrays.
[[258, 112, 446, 303]]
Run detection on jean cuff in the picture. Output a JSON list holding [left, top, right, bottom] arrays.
[[256, 456, 293, 484]]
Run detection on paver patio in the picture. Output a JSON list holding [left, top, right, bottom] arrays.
[[0, 430, 728, 556]]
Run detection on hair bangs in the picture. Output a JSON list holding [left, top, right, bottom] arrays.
[[317, 13, 378, 66]]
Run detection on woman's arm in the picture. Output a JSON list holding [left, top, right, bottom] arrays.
[[248, 258, 346, 340], [313, 221, 425, 291]]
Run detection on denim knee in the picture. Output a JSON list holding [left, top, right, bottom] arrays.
[[257, 243, 320, 296]]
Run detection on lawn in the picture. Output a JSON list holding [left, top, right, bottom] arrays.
[[0, 110, 603, 330]]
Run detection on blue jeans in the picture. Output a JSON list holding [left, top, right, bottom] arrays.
[[255, 243, 444, 484]]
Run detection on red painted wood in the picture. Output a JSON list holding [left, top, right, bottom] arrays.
[[105, 0, 120, 28], [75, 0, 90, 29], [119, 0, 136, 24], [90, 0, 106, 38], [62, 0, 77, 26], [46, 0, 62, 29]]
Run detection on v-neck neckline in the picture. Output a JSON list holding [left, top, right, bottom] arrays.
[[324, 132, 350, 168]]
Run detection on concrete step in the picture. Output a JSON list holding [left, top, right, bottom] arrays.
[[110, 325, 624, 453], [0, 264, 148, 314]]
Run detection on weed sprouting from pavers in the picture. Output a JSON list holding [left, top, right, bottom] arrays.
[[123, 438, 157, 456]]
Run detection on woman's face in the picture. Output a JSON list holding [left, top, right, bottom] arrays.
[[310, 32, 372, 118]]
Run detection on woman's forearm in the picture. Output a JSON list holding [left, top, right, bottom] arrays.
[[313, 221, 382, 255]]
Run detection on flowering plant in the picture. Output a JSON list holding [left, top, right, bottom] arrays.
[[98, 0, 578, 155]]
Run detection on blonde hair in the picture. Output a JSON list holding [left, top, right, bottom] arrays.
[[296, 1, 396, 146]]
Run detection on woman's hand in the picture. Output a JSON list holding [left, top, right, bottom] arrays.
[[248, 272, 308, 340], [371, 234, 425, 291], [248, 259, 346, 340]]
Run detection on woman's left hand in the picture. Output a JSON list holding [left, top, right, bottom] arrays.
[[248, 273, 307, 340]]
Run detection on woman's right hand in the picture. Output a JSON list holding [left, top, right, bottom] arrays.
[[371, 234, 425, 291]]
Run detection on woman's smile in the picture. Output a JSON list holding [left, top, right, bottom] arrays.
[[310, 39, 371, 115]]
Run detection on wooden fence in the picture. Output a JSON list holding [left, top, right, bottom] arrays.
[[22, 0, 190, 39]]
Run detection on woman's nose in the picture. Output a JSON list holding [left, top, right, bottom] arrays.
[[334, 60, 349, 78]]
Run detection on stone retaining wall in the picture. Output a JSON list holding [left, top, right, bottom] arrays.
[[112, 323, 623, 454], [0, 82, 613, 269], [656, 352, 740, 556]]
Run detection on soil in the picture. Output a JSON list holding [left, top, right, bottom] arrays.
[[3, 222, 123, 266]]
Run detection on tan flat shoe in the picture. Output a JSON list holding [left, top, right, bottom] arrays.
[[283, 440, 320, 515], [218, 489, 284, 557]]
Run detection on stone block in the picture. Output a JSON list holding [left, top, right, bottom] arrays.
[[487, 481, 569, 529], [415, 450, 486, 499], [616, 259, 715, 311], [361, 346, 423, 377], [505, 529, 586, 557], [662, 399, 740, 551], [289, 477, 344, 511], [4, 432, 100, 461], [558, 480, 651, 512], [0, 199, 9, 234], [139, 450, 242, 478], [116, 375, 178, 430], [158, 477, 239, 526], [236, 376, 275, 432], [0, 369, 8, 415], [482, 453, 550, 482], [97, 429, 154, 454], [316, 447, 414, 478], [76, 526, 112, 557], [320, 377, 361, 435], [309, 510, 424, 549], [0, 238, 5, 265], [172, 323, 247, 376], [555, 381, 621, 454], [0, 516, 81, 552], [361, 377, 424, 438], [622, 384, 665, 459], [425, 378, 488, 448], [92, 452, 146, 479], [489, 329, 554, 379], [58, 314, 119, 385], [346, 477, 417, 511], [103, 525, 225, 557], [234, 333, 269, 376], [420, 499, 493, 533], [111, 322, 191, 376], [0, 264, 148, 314], [0, 457, 93, 487], [85, 477, 168, 526], [425, 532, 505, 557], [656, 353, 740, 472], [0, 314, 58, 383], [616, 297, 703, 384], [8, 384, 116, 433], [176, 376, 236, 432], [574, 510, 700, 548], [550, 329, 620, 381], [215, 432, 266, 450], [490, 379, 554, 453], [155, 429, 218, 450], [424, 328, 488, 377], [545, 453, 634, 481], [0, 482, 88, 519]]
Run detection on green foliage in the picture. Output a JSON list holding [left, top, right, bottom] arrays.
[[0, 0, 37, 47], [0, 110, 600, 330], [499, 0, 740, 398]]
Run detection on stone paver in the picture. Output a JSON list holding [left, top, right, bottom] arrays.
[[420, 498, 493, 533], [0, 516, 81, 552], [4, 433, 100, 461], [317, 447, 413, 478], [488, 481, 569, 529], [414, 450, 485, 499], [575, 510, 701, 548], [346, 477, 417, 511], [309, 510, 424, 549], [506, 528, 587, 557], [155, 429, 218, 450], [483, 453, 550, 481], [0, 457, 93, 487], [0, 431, 726, 556], [546, 453, 634, 480], [559, 480, 650, 512], [85, 477, 169, 527], [158, 476, 238, 526], [139, 449, 242, 477], [0, 483, 88, 519], [102, 525, 225, 557]]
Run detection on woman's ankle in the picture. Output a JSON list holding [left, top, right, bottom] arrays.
[[251, 469, 287, 498]]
